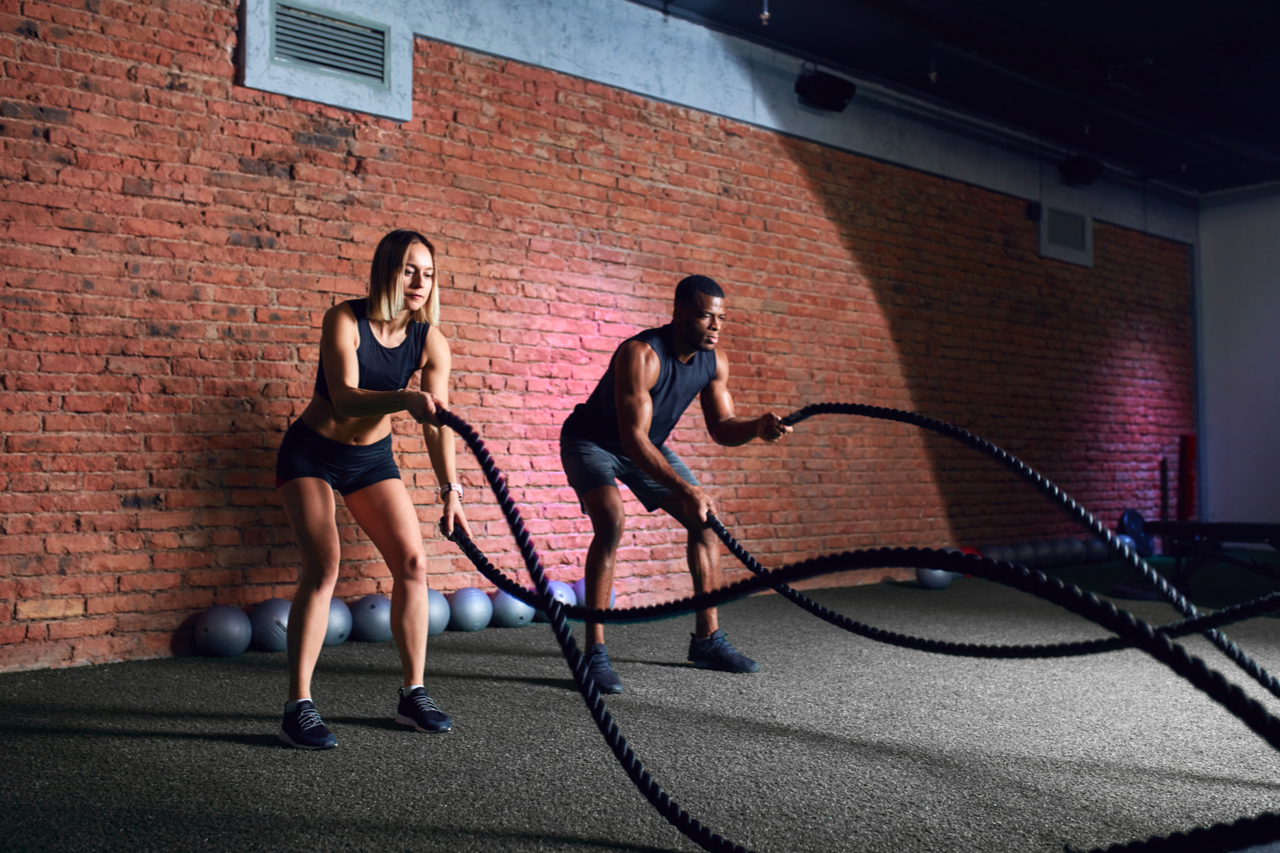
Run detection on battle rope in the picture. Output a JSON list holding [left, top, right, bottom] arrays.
[[450, 527, 1280, 659], [1068, 809, 1280, 853], [435, 405, 1280, 853], [438, 408, 749, 853], [775, 403, 1280, 701]]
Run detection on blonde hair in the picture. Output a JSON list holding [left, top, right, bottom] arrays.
[[366, 229, 438, 326]]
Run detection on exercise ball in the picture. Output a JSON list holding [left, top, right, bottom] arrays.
[[1060, 538, 1087, 566], [350, 593, 393, 643], [1084, 537, 1110, 563], [194, 605, 252, 657], [533, 580, 577, 622], [916, 567, 959, 590], [1010, 541, 1036, 568], [979, 544, 1011, 563], [1031, 539, 1057, 568], [324, 597, 352, 646], [490, 589, 535, 628], [427, 588, 450, 637], [249, 597, 291, 652], [447, 587, 492, 632], [570, 578, 616, 610], [1113, 534, 1138, 556]]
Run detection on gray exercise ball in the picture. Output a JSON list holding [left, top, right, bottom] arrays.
[[324, 597, 351, 646], [1084, 537, 1111, 563], [350, 593, 393, 643], [979, 544, 1010, 563], [1031, 539, 1057, 568], [489, 589, 535, 628], [1010, 541, 1037, 568], [427, 588, 450, 637], [570, 577, 616, 610], [533, 580, 577, 622], [249, 597, 291, 652], [194, 605, 252, 657], [447, 587, 492, 632], [1060, 537, 1087, 566], [916, 567, 960, 590]]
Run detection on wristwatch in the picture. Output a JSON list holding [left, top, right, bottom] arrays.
[[440, 483, 464, 501]]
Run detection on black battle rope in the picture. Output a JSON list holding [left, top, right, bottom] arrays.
[[776, 402, 1280, 701], [450, 528, 1280, 659], [1069, 810, 1280, 853], [1064, 809, 1280, 845], [435, 407, 1280, 853], [438, 408, 749, 853]]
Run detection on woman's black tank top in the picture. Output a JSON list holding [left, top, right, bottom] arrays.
[[314, 299, 431, 402]]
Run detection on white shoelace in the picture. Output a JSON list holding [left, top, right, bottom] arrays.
[[411, 693, 441, 713], [296, 706, 325, 730]]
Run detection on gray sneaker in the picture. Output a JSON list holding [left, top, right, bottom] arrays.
[[583, 643, 624, 694], [687, 629, 759, 673]]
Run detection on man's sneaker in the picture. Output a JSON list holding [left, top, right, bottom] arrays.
[[395, 686, 451, 733], [583, 643, 624, 694], [279, 699, 337, 749], [687, 629, 760, 673]]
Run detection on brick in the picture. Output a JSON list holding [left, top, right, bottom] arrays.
[[16, 598, 85, 620], [48, 617, 118, 640]]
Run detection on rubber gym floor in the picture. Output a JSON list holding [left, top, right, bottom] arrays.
[[3, 552, 1280, 853]]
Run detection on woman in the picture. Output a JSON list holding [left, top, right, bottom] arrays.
[[274, 229, 470, 749]]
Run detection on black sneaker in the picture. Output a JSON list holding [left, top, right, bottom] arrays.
[[687, 629, 760, 673], [279, 699, 337, 750], [396, 686, 451, 733], [583, 643, 623, 694]]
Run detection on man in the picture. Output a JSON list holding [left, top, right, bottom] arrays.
[[559, 274, 792, 694]]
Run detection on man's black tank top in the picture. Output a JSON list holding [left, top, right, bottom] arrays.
[[314, 299, 431, 402], [561, 324, 717, 453]]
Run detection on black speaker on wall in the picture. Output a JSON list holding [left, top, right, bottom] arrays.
[[1058, 155, 1104, 187], [795, 69, 856, 112]]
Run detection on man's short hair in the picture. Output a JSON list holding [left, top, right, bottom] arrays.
[[674, 275, 724, 308]]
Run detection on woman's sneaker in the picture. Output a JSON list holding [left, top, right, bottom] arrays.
[[687, 629, 760, 673], [396, 686, 451, 733], [583, 643, 624, 694], [279, 699, 337, 749]]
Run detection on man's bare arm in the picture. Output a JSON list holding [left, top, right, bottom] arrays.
[[701, 351, 792, 447]]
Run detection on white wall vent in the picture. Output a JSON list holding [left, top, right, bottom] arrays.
[[1038, 205, 1094, 267]]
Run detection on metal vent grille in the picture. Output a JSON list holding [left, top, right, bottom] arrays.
[[1046, 208, 1087, 251], [273, 3, 387, 83], [1038, 204, 1093, 267]]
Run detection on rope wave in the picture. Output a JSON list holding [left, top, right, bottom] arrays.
[[436, 403, 1280, 853]]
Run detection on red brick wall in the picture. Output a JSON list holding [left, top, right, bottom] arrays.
[[0, 0, 1195, 671]]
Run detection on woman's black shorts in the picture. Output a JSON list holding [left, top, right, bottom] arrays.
[[275, 419, 400, 496]]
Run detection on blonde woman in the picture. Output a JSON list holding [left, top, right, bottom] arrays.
[[274, 229, 470, 749]]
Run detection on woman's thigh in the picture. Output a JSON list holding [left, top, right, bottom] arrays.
[[343, 477, 428, 577], [279, 477, 341, 577]]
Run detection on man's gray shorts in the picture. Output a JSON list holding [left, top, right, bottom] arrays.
[[560, 436, 700, 512]]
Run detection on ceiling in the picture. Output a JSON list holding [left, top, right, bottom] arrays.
[[627, 0, 1280, 197]]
